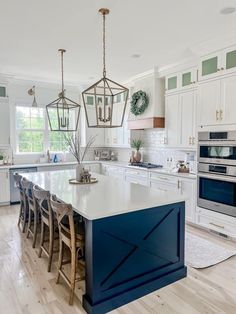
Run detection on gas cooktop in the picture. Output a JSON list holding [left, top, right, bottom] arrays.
[[128, 162, 163, 169]]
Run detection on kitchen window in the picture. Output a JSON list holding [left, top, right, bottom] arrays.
[[15, 105, 73, 153]]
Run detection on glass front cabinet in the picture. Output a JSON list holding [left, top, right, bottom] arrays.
[[199, 45, 236, 81], [165, 68, 197, 94]]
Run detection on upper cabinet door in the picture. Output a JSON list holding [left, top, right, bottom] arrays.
[[165, 94, 181, 147], [221, 75, 236, 125], [198, 79, 221, 126], [199, 51, 222, 81], [222, 45, 236, 75], [165, 74, 179, 93], [181, 68, 198, 90], [180, 90, 196, 148]]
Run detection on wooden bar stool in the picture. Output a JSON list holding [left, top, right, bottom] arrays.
[[50, 194, 85, 305], [33, 185, 56, 272], [24, 180, 40, 248], [14, 173, 28, 233]]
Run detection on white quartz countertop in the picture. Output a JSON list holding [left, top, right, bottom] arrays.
[[0, 160, 197, 179], [22, 170, 186, 220]]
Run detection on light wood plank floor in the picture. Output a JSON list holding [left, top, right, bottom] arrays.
[[0, 205, 236, 314]]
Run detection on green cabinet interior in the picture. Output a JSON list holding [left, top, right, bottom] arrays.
[[167, 76, 177, 90], [0, 86, 6, 97], [182, 72, 191, 87], [202, 56, 218, 76], [226, 50, 236, 70]]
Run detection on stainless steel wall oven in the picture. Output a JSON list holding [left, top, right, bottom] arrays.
[[198, 131, 236, 217]]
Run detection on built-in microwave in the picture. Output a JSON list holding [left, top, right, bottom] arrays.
[[198, 131, 236, 165]]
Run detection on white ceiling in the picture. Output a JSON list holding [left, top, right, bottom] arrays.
[[1, 0, 236, 85]]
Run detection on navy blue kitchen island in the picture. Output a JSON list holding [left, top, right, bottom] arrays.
[[23, 170, 187, 314]]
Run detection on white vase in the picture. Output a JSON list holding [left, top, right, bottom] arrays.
[[76, 164, 83, 181]]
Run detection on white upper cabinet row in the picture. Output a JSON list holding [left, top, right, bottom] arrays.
[[199, 45, 236, 81], [165, 89, 196, 148], [165, 67, 198, 94]]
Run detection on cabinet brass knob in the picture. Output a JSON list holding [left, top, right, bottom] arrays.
[[221, 67, 224, 71]]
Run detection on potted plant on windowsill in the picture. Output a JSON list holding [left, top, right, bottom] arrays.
[[0, 155, 4, 165], [64, 133, 96, 181], [131, 139, 143, 163]]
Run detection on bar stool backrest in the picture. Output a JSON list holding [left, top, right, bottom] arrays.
[[50, 195, 76, 247], [33, 185, 52, 222], [14, 173, 23, 190]]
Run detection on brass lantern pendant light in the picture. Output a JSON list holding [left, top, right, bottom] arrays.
[[46, 49, 80, 132], [82, 8, 129, 128]]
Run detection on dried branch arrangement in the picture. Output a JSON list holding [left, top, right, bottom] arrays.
[[63, 133, 96, 164]]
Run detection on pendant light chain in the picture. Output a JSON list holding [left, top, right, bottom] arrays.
[[60, 50, 65, 94], [103, 12, 106, 78]]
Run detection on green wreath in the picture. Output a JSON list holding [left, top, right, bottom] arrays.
[[130, 90, 149, 116]]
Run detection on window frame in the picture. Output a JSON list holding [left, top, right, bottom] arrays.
[[14, 104, 73, 154]]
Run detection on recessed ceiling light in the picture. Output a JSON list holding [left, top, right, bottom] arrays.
[[131, 54, 141, 58], [220, 7, 236, 15]]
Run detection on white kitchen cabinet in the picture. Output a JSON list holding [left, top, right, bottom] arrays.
[[125, 168, 149, 186], [198, 74, 236, 127], [165, 94, 181, 147], [0, 169, 10, 204], [199, 45, 236, 81], [179, 178, 196, 223], [86, 126, 105, 147], [198, 79, 221, 126], [106, 165, 124, 179], [165, 74, 179, 93], [221, 75, 236, 125], [199, 51, 222, 81], [0, 99, 10, 145], [165, 68, 197, 94], [180, 90, 197, 147], [165, 90, 197, 148]]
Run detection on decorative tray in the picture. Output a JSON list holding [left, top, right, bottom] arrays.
[[69, 178, 98, 185]]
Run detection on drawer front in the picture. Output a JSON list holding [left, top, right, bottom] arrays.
[[150, 180, 179, 192], [149, 172, 179, 184], [125, 175, 150, 187], [196, 212, 236, 237], [125, 168, 148, 178], [108, 166, 124, 174]]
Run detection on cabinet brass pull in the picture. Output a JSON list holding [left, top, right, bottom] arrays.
[[216, 110, 219, 121], [209, 222, 224, 229], [189, 137, 192, 145], [220, 110, 223, 120]]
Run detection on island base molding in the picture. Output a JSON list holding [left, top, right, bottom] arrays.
[[83, 266, 187, 314], [83, 202, 186, 314]]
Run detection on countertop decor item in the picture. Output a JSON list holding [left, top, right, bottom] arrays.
[[82, 8, 129, 128], [46, 49, 81, 132], [131, 139, 143, 162], [130, 90, 149, 116], [64, 133, 96, 182], [28, 86, 38, 107], [69, 177, 98, 185]]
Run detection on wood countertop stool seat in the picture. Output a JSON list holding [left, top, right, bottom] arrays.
[[23, 180, 40, 248], [33, 185, 57, 272], [50, 194, 85, 305], [14, 173, 28, 233]]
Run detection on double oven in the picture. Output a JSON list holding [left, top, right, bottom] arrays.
[[198, 131, 236, 217]]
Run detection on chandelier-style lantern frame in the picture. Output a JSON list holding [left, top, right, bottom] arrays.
[[82, 8, 129, 128], [46, 49, 80, 132]]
